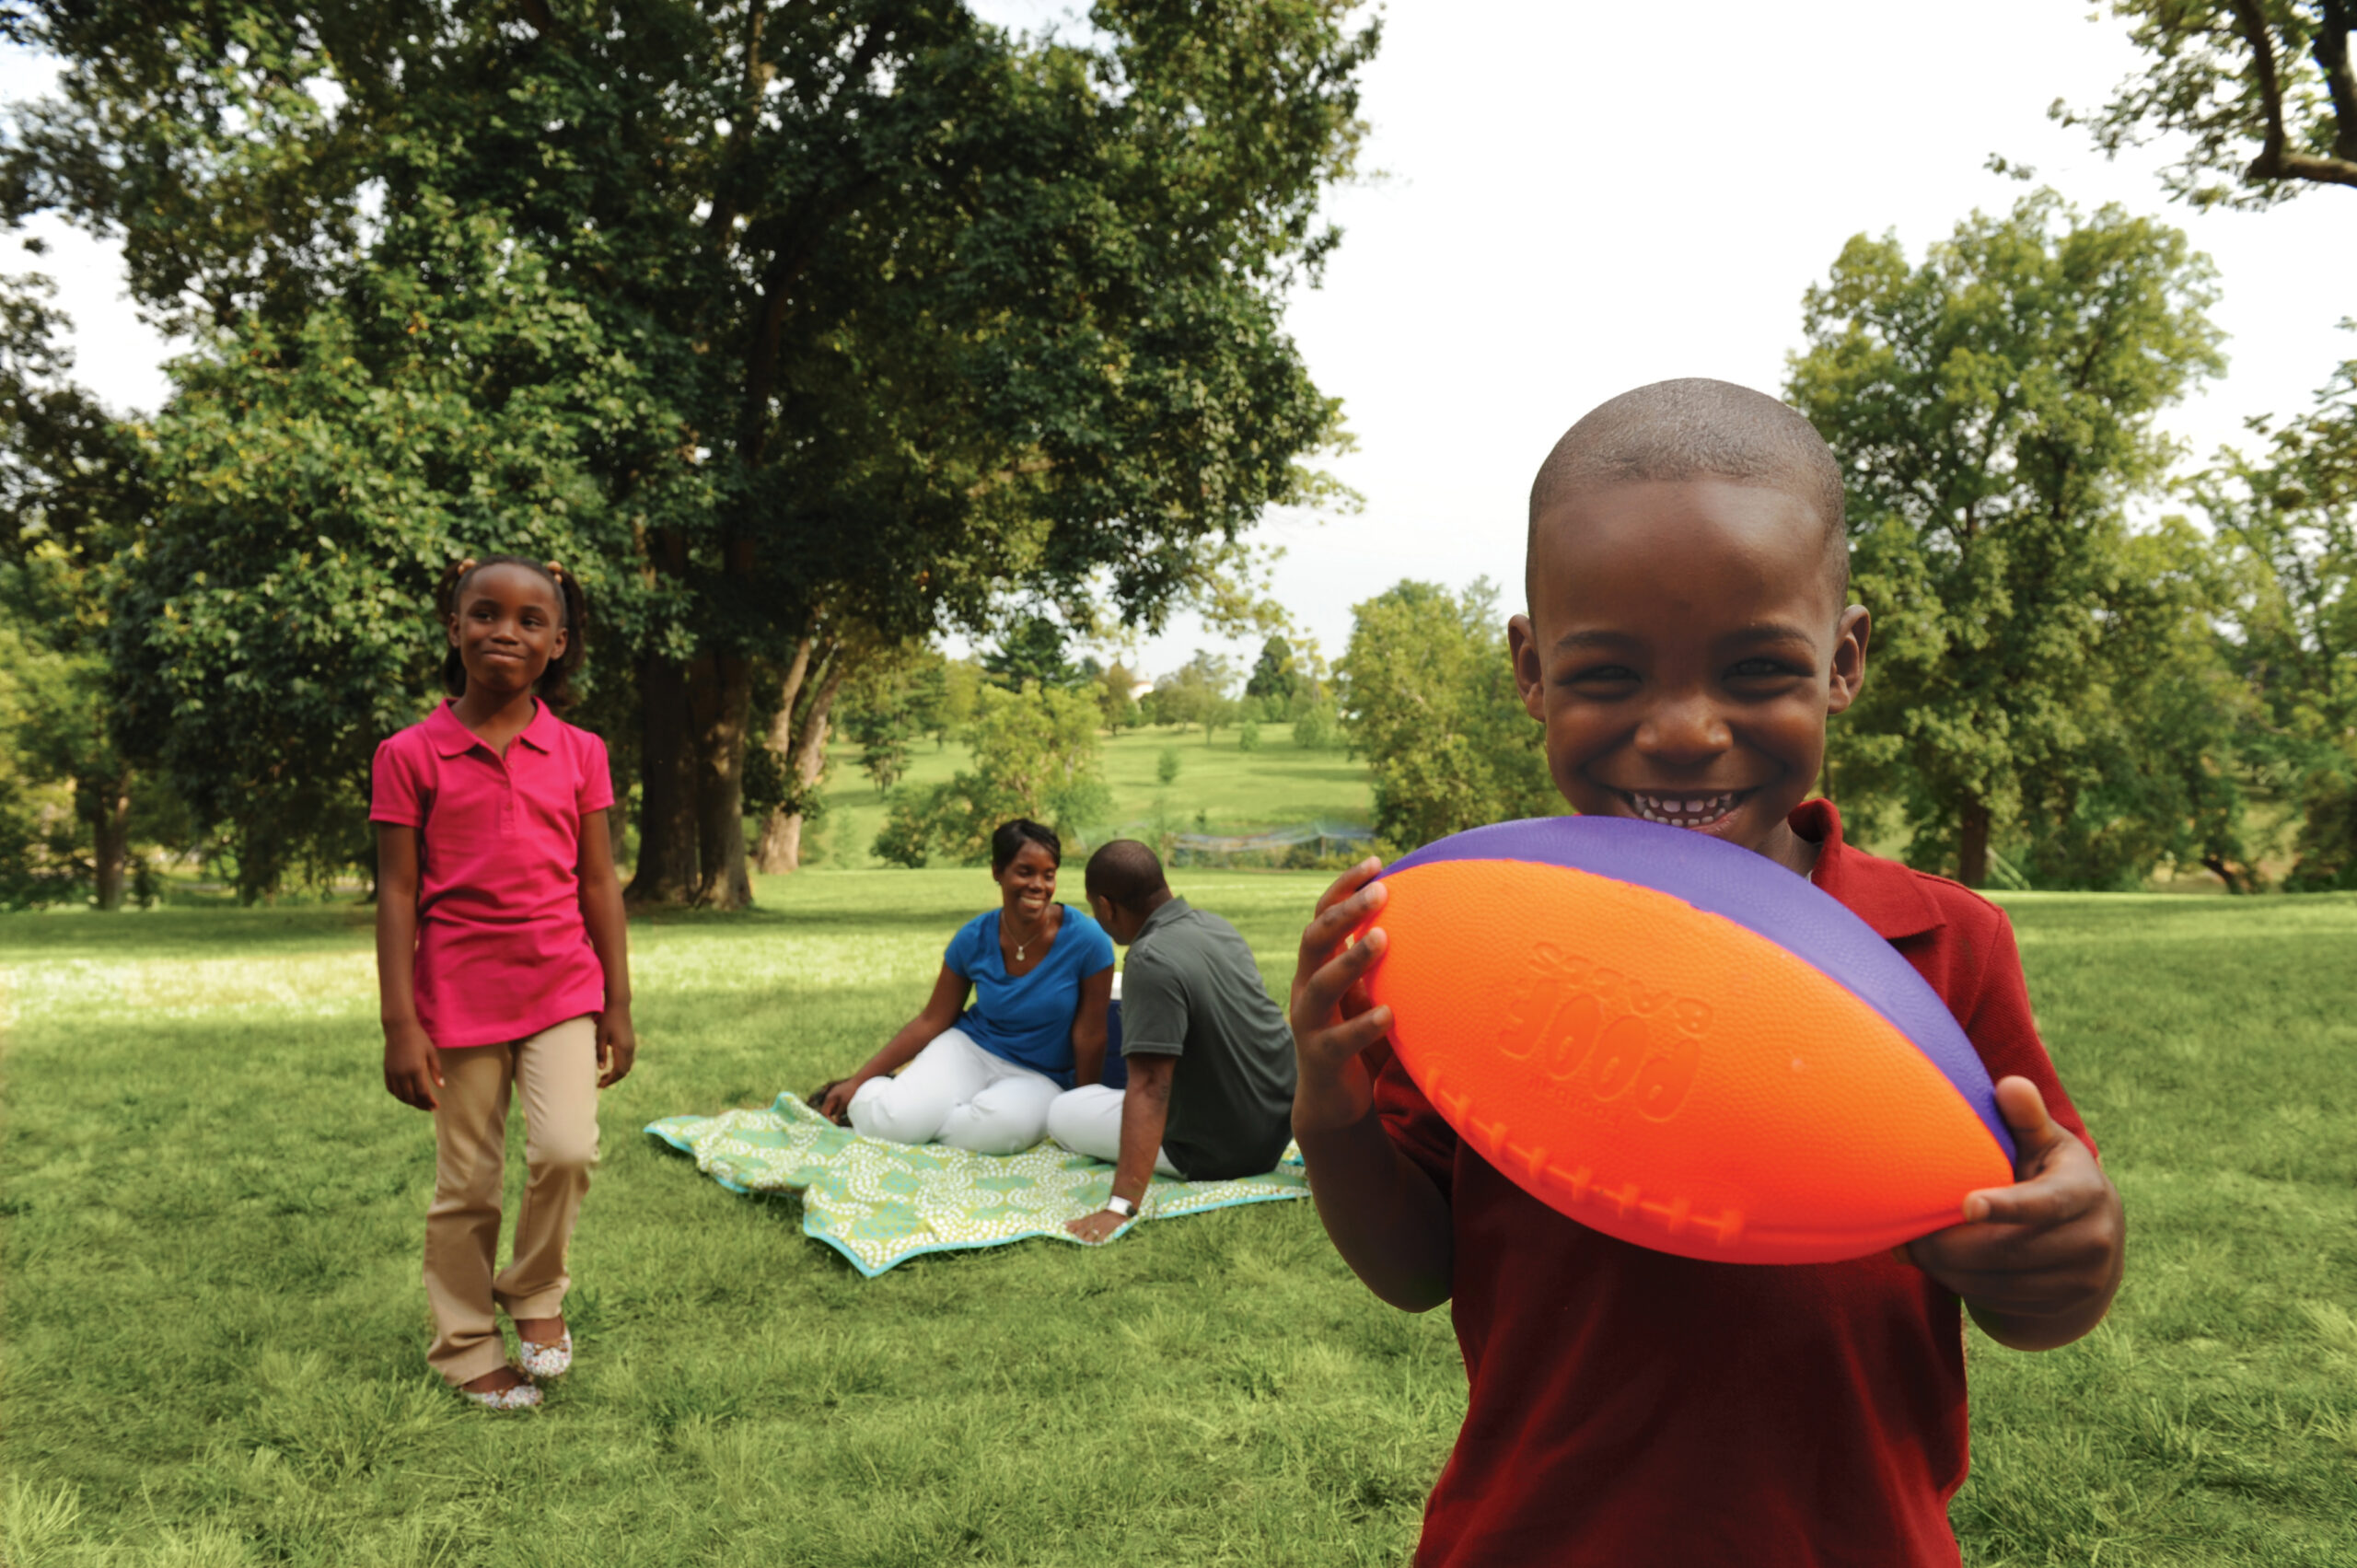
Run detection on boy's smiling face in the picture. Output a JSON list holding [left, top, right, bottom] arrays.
[[1509, 477, 1868, 876]]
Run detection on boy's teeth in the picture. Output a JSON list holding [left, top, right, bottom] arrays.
[[1632, 792, 1736, 825]]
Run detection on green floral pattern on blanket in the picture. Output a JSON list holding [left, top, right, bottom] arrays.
[[646, 1094, 1309, 1276]]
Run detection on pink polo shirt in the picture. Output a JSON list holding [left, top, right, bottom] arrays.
[[370, 701, 614, 1049]]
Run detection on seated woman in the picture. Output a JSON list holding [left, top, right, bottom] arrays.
[[816, 819, 1114, 1154]]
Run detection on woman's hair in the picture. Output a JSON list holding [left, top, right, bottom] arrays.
[[435, 554, 589, 711], [990, 819, 1062, 874]]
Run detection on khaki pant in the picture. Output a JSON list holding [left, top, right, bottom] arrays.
[[424, 1015, 600, 1385]]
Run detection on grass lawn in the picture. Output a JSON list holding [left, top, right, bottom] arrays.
[[5, 876, 2356, 1565], [813, 726, 1376, 870]]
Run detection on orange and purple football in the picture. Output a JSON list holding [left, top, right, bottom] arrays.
[[1361, 816, 2015, 1265]]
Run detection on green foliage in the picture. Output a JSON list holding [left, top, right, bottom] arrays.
[[1095, 660, 1144, 733], [1238, 716, 1262, 752], [1292, 696, 1341, 751], [0, 270, 154, 908], [1155, 745, 1182, 786], [1788, 192, 2231, 887], [981, 614, 1084, 692], [2056, 1, 2357, 208], [837, 646, 949, 796], [1245, 633, 1300, 706], [1336, 579, 1554, 852], [7, 0, 1380, 896], [1143, 648, 1238, 738], [2197, 338, 2357, 888], [109, 206, 670, 899], [741, 739, 828, 828], [875, 683, 1112, 866], [0, 609, 87, 908]]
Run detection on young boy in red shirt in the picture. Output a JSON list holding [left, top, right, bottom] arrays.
[[1290, 379, 2125, 1566]]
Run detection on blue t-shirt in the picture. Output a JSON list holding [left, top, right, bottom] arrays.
[[943, 904, 1116, 1087]]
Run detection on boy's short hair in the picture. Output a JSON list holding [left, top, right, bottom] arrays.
[[1085, 839, 1168, 912], [1527, 378, 1849, 603]]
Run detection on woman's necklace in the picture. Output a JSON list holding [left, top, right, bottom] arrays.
[[1007, 909, 1050, 962]]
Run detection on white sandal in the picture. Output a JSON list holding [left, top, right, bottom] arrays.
[[460, 1378, 543, 1411], [517, 1330, 573, 1380]]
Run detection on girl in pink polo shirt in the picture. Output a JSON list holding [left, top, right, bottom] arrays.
[[371, 555, 636, 1411]]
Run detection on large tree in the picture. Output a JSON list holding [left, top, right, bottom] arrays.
[[2059, 4, 2357, 885], [2059, 0, 2356, 205], [2197, 354, 2357, 884], [1336, 577, 1554, 853], [1788, 192, 2228, 888], [6, 0, 1373, 905], [0, 269, 155, 907]]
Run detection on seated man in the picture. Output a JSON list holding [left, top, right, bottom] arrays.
[[1052, 840, 1298, 1242]]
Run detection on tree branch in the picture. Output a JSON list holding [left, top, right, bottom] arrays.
[[2234, 0, 2357, 188], [2229, 0, 2293, 178], [734, 18, 899, 464], [2316, 0, 2357, 163], [703, 0, 772, 248]]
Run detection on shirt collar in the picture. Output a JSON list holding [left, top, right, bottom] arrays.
[[1789, 797, 1945, 942], [514, 699, 559, 753], [425, 701, 482, 757], [425, 699, 555, 757], [1136, 895, 1191, 940]]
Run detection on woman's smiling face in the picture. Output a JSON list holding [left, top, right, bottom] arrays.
[[1509, 478, 1868, 874], [994, 840, 1059, 919]]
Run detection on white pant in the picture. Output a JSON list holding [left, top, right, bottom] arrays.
[[848, 1028, 1062, 1155], [1046, 1084, 1181, 1176]]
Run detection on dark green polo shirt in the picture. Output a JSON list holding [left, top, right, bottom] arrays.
[[1120, 897, 1296, 1179]]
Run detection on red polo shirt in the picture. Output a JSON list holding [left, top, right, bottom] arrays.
[[1375, 799, 2094, 1568], [370, 701, 614, 1049]]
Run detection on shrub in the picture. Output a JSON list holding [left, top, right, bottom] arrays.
[[875, 684, 1111, 866]]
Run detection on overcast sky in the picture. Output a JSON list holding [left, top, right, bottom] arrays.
[[9, 3, 2354, 678]]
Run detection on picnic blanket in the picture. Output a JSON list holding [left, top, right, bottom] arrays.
[[645, 1094, 1310, 1276]]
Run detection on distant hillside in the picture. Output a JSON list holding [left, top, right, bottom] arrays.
[[810, 725, 1375, 870]]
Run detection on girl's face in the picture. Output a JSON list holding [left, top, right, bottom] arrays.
[[449, 563, 568, 699], [993, 841, 1059, 921]]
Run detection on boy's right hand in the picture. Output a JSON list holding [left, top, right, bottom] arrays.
[[383, 1021, 444, 1110], [1289, 857, 1394, 1134]]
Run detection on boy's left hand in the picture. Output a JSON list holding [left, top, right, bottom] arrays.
[[1903, 1075, 2124, 1352], [598, 1010, 638, 1088]]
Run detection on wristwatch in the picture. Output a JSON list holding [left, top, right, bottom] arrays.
[[1105, 1194, 1137, 1219]]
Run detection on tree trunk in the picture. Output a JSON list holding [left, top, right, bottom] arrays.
[[627, 654, 702, 904], [755, 807, 807, 874], [88, 770, 131, 912], [753, 656, 851, 875], [606, 725, 632, 865], [2200, 854, 2252, 895], [1957, 795, 1991, 889], [692, 650, 756, 910], [772, 632, 818, 753]]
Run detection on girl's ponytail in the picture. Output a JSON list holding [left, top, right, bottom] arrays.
[[437, 554, 590, 712], [539, 562, 590, 712]]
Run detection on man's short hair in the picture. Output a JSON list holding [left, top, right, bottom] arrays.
[[1527, 378, 1849, 601], [1085, 840, 1168, 912]]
